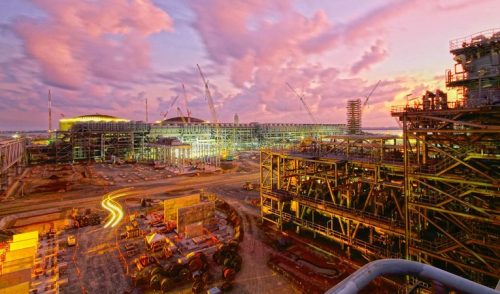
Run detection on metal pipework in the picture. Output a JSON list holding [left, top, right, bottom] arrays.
[[325, 259, 499, 294]]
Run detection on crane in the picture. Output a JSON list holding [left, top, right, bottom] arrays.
[[362, 80, 381, 110], [197, 64, 225, 163], [182, 83, 192, 123], [160, 95, 180, 123], [286, 82, 317, 124], [176, 107, 188, 125], [197, 64, 219, 124]]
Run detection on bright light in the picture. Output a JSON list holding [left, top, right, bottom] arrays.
[[101, 188, 134, 228], [12, 134, 20, 139]]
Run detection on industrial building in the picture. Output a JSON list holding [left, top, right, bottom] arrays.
[[26, 114, 345, 165], [260, 29, 500, 288]]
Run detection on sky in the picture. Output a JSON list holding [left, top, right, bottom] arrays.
[[0, 0, 499, 130]]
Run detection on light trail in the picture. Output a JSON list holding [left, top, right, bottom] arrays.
[[101, 188, 135, 228]]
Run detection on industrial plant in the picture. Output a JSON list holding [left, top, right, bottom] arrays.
[[0, 28, 499, 294]]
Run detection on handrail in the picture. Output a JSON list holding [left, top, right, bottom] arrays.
[[449, 28, 500, 50], [325, 259, 498, 294]]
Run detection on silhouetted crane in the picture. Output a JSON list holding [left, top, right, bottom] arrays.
[[182, 83, 192, 123], [286, 82, 317, 124]]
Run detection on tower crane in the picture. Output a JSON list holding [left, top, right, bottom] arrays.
[[286, 82, 317, 124], [182, 83, 192, 123]]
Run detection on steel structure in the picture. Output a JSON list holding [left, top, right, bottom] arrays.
[[150, 122, 345, 151], [0, 139, 25, 175], [346, 99, 361, 134], [260, 30, 500, 288], [0, 138, 25, 192]]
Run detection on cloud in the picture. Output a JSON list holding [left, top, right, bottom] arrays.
[[184, 0, 422, 124], [11, 0, 173, 90], [350, 40, 387, 75]]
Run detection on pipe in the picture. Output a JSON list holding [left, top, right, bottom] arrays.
[[325, 259, 498, 294]]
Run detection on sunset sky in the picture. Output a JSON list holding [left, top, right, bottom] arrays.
[[0, 0, 499, 130]]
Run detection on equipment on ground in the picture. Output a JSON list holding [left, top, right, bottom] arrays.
[[242, 181, 255, 191], [67, 235, 76, 246]]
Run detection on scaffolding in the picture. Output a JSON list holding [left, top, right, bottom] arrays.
[[151, 122, 345, 151], [346, 99, 362, 135], [260, 30, 500, 288]]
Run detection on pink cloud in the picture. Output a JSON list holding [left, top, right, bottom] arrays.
[[12, 0, 173, 90], [350, 40, 387, 75], [186, 0, 417, 124]]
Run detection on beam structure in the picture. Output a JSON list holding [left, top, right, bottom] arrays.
[[260, 103, 500, 287]]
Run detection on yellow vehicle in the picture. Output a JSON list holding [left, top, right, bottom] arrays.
[[67, 235, 76, 246]]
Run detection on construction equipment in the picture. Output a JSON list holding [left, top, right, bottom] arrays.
[[286, 82, 317, 124], [182, 83, 192, 123], [242, 181, 254, 191], [362, 80, 381, 110], [67, 235, 76, 246], [197, 64, 228, 163], [176, 107, 188, 125], [161, 95, 180, 122]]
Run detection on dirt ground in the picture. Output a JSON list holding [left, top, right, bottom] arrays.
[[0, 153, 394, 294], [63, 225, 131, 294]]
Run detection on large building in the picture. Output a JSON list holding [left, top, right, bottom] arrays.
[[260, 29, 500, 288], [27, 114, 345, 164]]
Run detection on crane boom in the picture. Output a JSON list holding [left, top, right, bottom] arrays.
[[286, 82, 317, 124], [176, 107, 188, 125], [162, 95, 179, 119], [363, 80, 381, 109], [197, 64, 219, 124], [182, 83, 192, 123]]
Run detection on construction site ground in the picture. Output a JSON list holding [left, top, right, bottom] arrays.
[[0, 152, 395, 293]]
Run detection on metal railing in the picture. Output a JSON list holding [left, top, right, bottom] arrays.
[[325, 259, 498, 294], [390, 100, 466, 114], [449, 28, 500, 50]]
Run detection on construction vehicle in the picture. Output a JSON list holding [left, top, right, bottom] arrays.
[[67, 235, 76, 247], [242, 181, 255, 191]]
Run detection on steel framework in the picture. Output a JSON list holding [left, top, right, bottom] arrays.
[[0, 139, 25, 175], [260, 29, 500, 288], [260, 104, 500, 286]]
